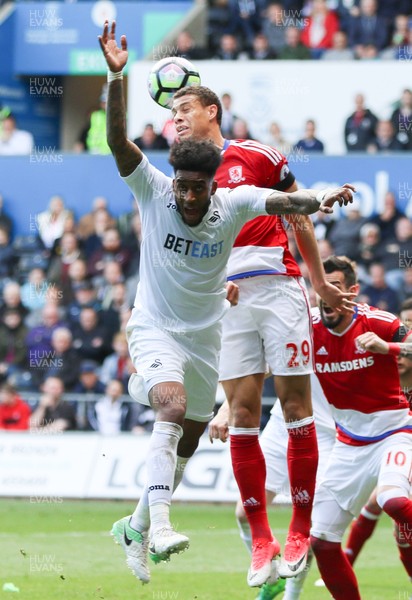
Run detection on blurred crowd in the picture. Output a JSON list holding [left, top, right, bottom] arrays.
[[0, 179, 410, 433]]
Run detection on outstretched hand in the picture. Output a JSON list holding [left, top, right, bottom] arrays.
[[98, 20, 128, 73], [319, 184, 356, 214]]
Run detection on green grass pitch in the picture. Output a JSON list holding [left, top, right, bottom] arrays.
[[0, 499, 408, 599]]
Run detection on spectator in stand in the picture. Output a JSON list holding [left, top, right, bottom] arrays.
[[380, 217, 412, 292], [344, 93, 378, 152], [36, 195, 73, 250], [73, 360, 106, 395], [356, 222, 385, 277], [83, 85, 111, 155], [21, 268, 49, 312], [0, 281, 29, 321], [26, 302, 65, 367], [77, 196, 109, 241], [47, 232, 85, 300], [377, 0, 412, 24], [371, 190, 405, 242], [86, 379, 145, 435], [390, 88, 412, 150], [99, 331, 130, 388], [400, 297, 412, 329], [88, 227, 131, 280], [0, 308, 28, 383], [96, 261, 124, 308], [30, 376, 77, 432], [0, 383, 31, 430], [261, 3, 287, 55], [67, 278, 101, 324], [397, 23, 412, 61], [400, 268, 412, 301], [300, 0, 340, 58], [232, 117, 253, 139], [294, 119, 325, 153], [71, 306, 112, 364], [248, 32, 277, 59], [0, 226, 15, 277], [83, 208, 117, 259], [347, 0, 390, 59], [42, 326, 81, 390], [367, 119, 406, 153], [220, 93, 239, 139], [263, 121, 292, 155], [214, 33, 245, 59], [0, 114, 34, 155], [225, 0, 264, 48], [171, 30, 210, 60], [64, 258, 89, 306], [327, 199, 368, 261], [0, 194, 13, 237], [380, 14, 411, 59], [278, 25, 311, 58], [322, 30, 355, 60], [132, 123, 169, 151], [359, 262, 400, 314]]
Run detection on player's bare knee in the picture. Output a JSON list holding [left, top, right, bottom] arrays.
[[230, 403, 260, 428], [281, 397, 311, 423]]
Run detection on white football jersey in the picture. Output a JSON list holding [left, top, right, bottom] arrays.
[[123, 155, 272, 332]]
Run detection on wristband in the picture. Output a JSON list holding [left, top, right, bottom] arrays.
[[107, 70, 123, 83], [388, 343, 401, 356]]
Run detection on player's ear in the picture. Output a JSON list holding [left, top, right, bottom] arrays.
[[208, 104, 218, 122], [350, 283, 360, 296], [211, 180, 218, 195]]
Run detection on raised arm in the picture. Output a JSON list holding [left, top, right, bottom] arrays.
[[265, 183, 355, 216], [98, 20, 143, 176]]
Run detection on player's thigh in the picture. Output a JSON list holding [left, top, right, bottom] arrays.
[[126, 317, 187, 399], [184, 323, 222, 423], [256, 276, 313, 377], [311, 487, 354, 543], [314, 441, 378, 517], [260, 405, 289, 496], [378, 434, 412, 496], [219, 301, 266, 381]]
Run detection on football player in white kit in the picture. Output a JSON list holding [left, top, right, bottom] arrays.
[[99, 20, 355, 586]]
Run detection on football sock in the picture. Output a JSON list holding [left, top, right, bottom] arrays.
[[286, 418, 318, 537], [130, 454, 189, 533], [344, 505, 382, 564], [381, 496, 412, 577], [311, 537, 361, 600], [137, 421, 183, 533], [230, 427, 272, 541]]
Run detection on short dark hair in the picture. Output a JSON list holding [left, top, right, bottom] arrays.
[[169, 139, 221, 177], [173, 85, 223, 126], [323, 255, 357, 287]]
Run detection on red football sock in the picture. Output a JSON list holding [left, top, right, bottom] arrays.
[[311, 536, 361, 600], [384, 497, 412, 577], [344, 506, 382, 565], [287, 420, 318, 537], [230, 431, 272, 541]]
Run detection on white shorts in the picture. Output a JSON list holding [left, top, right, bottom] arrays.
[[126, 311, 222, 422], [260, 401, 336, 497], [219, 275, 313, 380], [311, 433, 412, 542]]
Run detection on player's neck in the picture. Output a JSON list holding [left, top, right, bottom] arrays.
[[332, 315, 354, 334], [208, 129, 225, 150]]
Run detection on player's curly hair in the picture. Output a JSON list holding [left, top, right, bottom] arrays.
[[323, 255, 357, 287], [173, 85, 223, 126], [169, 139, 222, 177]]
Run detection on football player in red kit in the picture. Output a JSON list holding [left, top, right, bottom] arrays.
[[310, 256, 412, 600], [172, 85, 355, 585]]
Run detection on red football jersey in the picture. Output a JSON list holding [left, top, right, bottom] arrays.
[[216, 139, 300, 279], [312, 304, 411, 445]]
